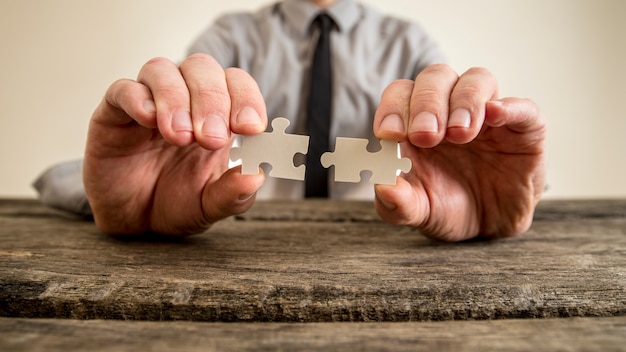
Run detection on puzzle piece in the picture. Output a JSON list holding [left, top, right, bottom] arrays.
[[320, 138, 412, 185], [229, 117, 309, 180]]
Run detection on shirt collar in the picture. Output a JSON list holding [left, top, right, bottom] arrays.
[[279, 0, 361, 35]]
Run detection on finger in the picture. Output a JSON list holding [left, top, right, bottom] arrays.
[[179, 54, 232, 150], [408, 64, 459, 148], [446, 67, 498, 144], [485, 97, 545, 132], [373, 79, 413, 141], [137, 57, 194, 146], [225, 67, 268, 135], [373, 178, 427, 228], [98, 78, 157, 128], [201, 166, 266, 223]]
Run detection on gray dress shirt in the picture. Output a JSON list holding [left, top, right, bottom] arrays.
[[34, 0, 445, 215], [188, 0, 445, 200]]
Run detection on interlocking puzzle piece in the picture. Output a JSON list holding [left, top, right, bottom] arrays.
[[320, 138, 412, 185], [229, 117, 309, 180]]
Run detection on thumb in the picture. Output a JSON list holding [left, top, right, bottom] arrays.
[[374, 177, 429, 227], [201, 166, 266, 223]]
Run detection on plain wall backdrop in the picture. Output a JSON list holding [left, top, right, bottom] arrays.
[[1, 0, 625, 199]]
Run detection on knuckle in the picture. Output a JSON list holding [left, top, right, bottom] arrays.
[[182, 53, 220, 69], [413, 87, 444, 103], [192, 86, 230, 106], [143, 57, 174, 69], [224, 68, 252, 93], [224, 66, 248, 77], [419, 63, 457, 79], [152, 83, 184, 98], [383, 79, 414, 95], [454, 67, 499, 104], [454, 85, 483, 101], [224, 67, 264, 103], [465, 66, 493, 78], [379, 80, 414, 109], [109, 78, 134, 96], [410, 86, 446, 118]]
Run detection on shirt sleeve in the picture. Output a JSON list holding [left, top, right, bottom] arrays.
[[413, 29, 447, 78], [369, 11, 447, 80], [186, 13, 245, 68], [397, 20, 447, 79], [32, 159, 92, 217], [408, 23, 447, 78]]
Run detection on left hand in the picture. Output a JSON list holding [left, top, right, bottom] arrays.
[[373, 64, 546, 242]]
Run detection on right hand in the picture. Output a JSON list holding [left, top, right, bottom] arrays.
[[83, 54, 268, 235]]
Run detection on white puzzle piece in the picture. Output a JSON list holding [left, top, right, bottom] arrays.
[[229, 117, 310, 180], [320, 138, 412, 185]]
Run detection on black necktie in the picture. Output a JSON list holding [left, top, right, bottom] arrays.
[[305, 13, 333, 198]]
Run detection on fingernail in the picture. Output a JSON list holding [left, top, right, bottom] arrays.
[[202, 114, 228, 139], [171, 109, 192, 132], [143, 100, 156, 114], [448, 108, 471, 128], [379, 114, 405, 134], [236, 107, 261, 126], [238, 192, 256, 201], [376, 194, 397, 211], [411, 112, 438, 133]]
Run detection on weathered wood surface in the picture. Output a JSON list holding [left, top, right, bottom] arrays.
[[2, 316, 625, 352], [0, 199, 625, 322]]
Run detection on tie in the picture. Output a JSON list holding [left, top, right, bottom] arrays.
[[305, 13, 333, 198]]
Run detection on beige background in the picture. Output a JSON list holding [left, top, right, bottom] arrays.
[[0, 0, 624, 199]]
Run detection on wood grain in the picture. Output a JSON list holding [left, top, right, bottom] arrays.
[[1, 199, 625, 322], [2, 316, 625, 352]]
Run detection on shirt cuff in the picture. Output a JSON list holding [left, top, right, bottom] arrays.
[[32, 159, 92, 217]]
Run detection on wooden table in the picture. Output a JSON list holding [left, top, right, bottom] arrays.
[[1, 199, 625, 351]]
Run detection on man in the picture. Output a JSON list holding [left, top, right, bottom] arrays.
[[81, 0, 546, 242]]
